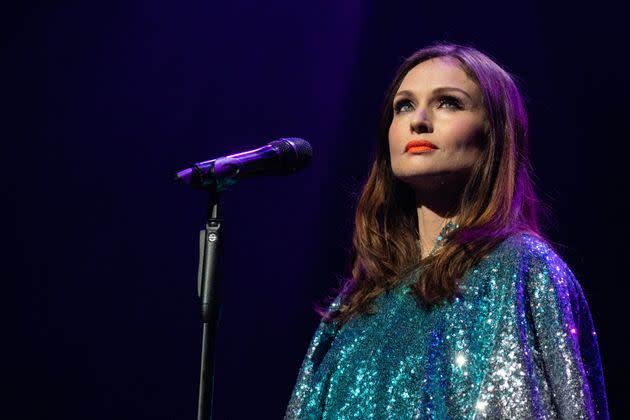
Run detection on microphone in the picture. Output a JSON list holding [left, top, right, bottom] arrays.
[[174, 137, 312, 191]]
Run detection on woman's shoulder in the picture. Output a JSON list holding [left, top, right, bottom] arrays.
[[478, 230, 579, 288], [486, 230, 581, 296], [492, 230, 567, 268]]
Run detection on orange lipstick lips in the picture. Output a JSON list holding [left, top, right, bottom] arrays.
[[405, 140, 438, 154]]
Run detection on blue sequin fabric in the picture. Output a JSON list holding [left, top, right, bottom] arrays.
[[285, 223, 608, 419]]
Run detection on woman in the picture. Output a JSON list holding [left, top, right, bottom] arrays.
[[285, 43, 608, 419]]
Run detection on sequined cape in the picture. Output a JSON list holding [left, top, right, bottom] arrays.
[[285, 228, 608, 419]]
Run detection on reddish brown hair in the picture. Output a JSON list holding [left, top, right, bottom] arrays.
[[319, 42, 547, 326]]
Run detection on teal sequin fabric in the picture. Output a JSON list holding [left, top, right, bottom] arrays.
[[285, 223, 608, 419]]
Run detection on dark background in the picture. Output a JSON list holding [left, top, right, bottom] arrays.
[[4, 0, 628, 418]]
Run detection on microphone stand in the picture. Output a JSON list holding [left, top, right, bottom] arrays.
[[175, 138, 312, 419], [196, 186, 223, 420]]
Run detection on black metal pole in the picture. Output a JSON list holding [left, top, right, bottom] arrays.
[[197, 189, 223, 420]]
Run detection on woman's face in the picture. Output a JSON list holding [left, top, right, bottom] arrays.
[[388, 57, 487, 190]]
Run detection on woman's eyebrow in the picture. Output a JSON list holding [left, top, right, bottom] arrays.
[[394, 86, 473, 100]]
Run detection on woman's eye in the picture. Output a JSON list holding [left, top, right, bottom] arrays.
[[437, 95, 463, 110], [393, 99, 414, 114]]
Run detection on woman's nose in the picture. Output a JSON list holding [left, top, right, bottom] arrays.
[[410, 109, 432, 134]]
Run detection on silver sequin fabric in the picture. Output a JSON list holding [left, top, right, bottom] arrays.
[[285, 225, 608, 419]]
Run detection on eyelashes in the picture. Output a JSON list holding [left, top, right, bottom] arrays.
[[393, 95, 463, 114], [393, 99, 414, 114]]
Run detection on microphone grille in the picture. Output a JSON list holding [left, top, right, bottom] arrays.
[[270, 137, 313, 172]]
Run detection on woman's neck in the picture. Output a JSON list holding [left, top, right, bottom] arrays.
[[417, 207, 453, 259], [413, 176, 463, 259]]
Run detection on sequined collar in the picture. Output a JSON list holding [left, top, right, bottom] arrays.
[[417, 220, 460, 257]]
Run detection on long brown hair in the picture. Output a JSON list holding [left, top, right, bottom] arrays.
[[319, 42, 547, 326]]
